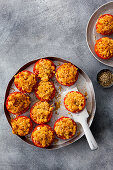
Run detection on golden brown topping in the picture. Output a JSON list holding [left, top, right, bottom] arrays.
[[34, 59, 55, 81], [7, 92, 30, 114], [64, 91, 85, 112], [32, 125, 53, 147], [35, 81, 55, 101], [96, 15, 113, 34], [56, 63, 78, 85], [14, 71, 37, 93], [11, 117, 31, 136], [54, 117, 76, 139], [95, 37, 113, 58], [30, 101, 53, 124]]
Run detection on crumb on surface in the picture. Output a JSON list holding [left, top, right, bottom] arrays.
[[53, 138, 59, 144], [54, 101, 61, 110]]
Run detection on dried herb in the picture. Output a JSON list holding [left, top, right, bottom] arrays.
[[97, 69, 113, 87]]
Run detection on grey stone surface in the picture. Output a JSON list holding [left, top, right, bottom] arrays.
[[0, 0, 113, 170]]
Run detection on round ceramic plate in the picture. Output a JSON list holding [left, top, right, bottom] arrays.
[[87, 1, 113, 67], [4, 57, 96, 149]]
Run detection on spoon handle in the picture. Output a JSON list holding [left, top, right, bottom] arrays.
[[80, 119, 98, 150]]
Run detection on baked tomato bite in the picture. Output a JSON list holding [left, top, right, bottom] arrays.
[[54, 117, 77, 139], [35, 81, 55, 102], [95, 37, 113, 59], [6, 92, 30, 115], [96, 14, 113, 35], [31, 124, 54, 148], [30, 101, 54, 124], [64, 91, 85, 113], [14, 70, 37, 93], [33, 59, 55, 81], [11, 116, 32, 136], [56, 63, 78, 86]]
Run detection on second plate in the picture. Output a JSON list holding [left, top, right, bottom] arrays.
[[87, 1, 113, 67]]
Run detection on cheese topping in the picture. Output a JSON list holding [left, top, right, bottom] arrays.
[[34, 59, 55, 81], [95, 37, 113, 59], [36, 81, 55, 101], [14, 71, 37, 93], [54, 117, 76, 139], [56, 63, 78, 85], [64, 91, 85, 112], [32, 125, 53, 147], [7, 93, 30, 114], [11, 117, 31, 136], [96, 15, 113, 34], [30, 101, 53, 124]]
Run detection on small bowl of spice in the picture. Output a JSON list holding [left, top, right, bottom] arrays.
[[97, 69, 113, 88]]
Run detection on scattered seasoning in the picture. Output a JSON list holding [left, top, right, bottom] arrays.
[[94, 35, 97, 41], [54, 101, 61, 110], [84, 91, 88, 99], [26, 135, 31, 140], [55, 111, 59, 115], [77, 131, 81, 136], [10, 88, 15, 92], [55, 90, 61, 99], [67, 112, 72, 117], [97, 69, 113, 88], [84, 92, 87, 97], [58, 86, 62, 91], [87, 110, 91, 115], [54, 138, 59, 144], [56, 62, 61, 66]]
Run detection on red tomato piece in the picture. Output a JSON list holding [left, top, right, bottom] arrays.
[[6, 92, 30, 115], [64, 91, 86, 113], [54, 117, 77, 139], [30, 101, 53, 124], [14, 70, 37, 93], [96, 14, 113, 35], [31, 124, 54, 148], [95, 37, 113, 59], [33, 59, 55, 81], [34, 81, 55, 102], [11, 116, 33, 136], [56, 63, 78, 86]]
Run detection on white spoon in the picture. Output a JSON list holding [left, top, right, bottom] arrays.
[[61, 87, 98, 150]]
